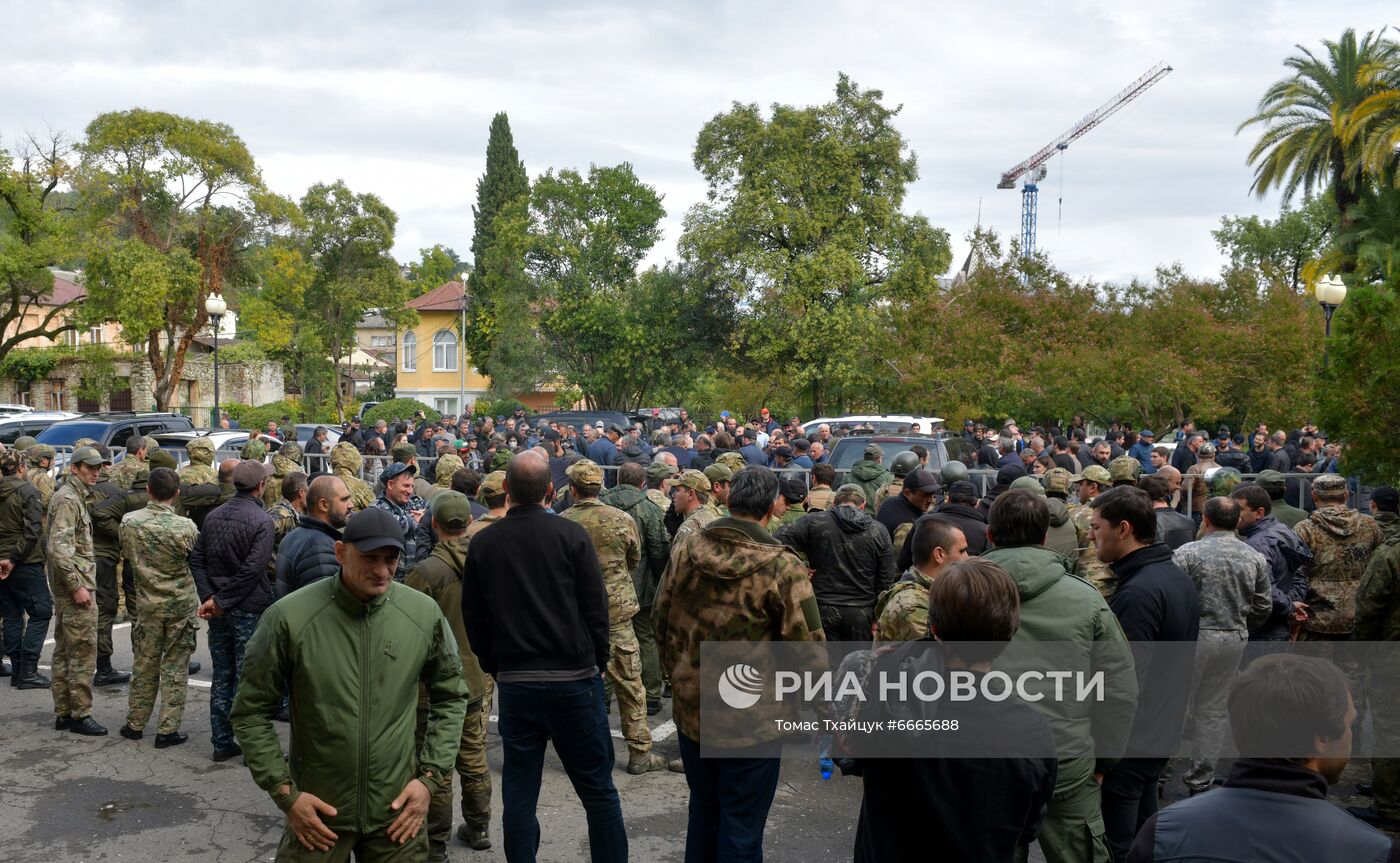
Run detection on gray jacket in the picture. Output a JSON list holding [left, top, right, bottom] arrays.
[[1172, 532, 1272, 633]]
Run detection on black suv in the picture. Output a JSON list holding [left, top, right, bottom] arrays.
[[37, 412, 196, 454]]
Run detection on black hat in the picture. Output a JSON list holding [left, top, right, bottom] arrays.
[[948, 480, 977, 497], [995, 464, 1028, 485], [342, 507, 406, 553], [903, 469, 940, 493], [779, 477, 808, 504], [1373, 486, 1400, 512]]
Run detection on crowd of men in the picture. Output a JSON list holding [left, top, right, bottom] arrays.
[[0, 404, 1398, 863]]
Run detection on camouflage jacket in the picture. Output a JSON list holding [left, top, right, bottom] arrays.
[[406, 536, 489, 702], [1376, 511, 1400, 544], [561, 498, 640, 624], [1171, 532, 1272, 633], [180, 440, 218, 486], [673, 500, 723, 550], [373, 494, 424, 582], [29, 469, 55, 512], [1070, 499, 1115, 598], [330, 443, 375, 511], [268, 499, 300, 549], [1297, 506, 1384, 634], [653, 516, 824, 745], [873, 566, 933, 643], [1354, 537, 1400, 646], [645, 488, 671, 513], [600, 485, 670, 609], [806, 487, 835, 512], [119, 501, 199, 619], [262, 452, 304, 510], [464, 513, 501, 540], [872, 480, 904, 512], [47, 474, 97, 593], [108, 454, 148, 492]]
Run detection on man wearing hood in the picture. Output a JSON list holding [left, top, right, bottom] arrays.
[[897, 480, 989, 568], [873, 517, 968, 643], [774, 483, 896, 642], [1372, 486, 1400, 543], [329, 441, 374, 512], [1009, 475, 1078, 559], [180, 436, 218, 486], [262, 441, 305, 510], [981, 490, 1138, 863], [849, 444, 893, 511]]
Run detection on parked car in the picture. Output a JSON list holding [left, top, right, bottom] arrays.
[[37, 412, 195, 451], [292, 423, 341, 448], [147, 430, 279, 468], [825, 434, 975, 481], [0, 403, 34, 416], [802, 415, 946, 436], [528, 410, 636, 434], [0, 411, 82, 446]]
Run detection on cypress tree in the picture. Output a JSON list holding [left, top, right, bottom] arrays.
[[465, 112, 530, 380]]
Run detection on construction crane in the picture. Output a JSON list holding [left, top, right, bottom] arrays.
[[998, 61, 1173, 259]]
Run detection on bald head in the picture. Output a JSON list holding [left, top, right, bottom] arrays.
[[218, 458, 240, 485], [505, 450, 551, 505], [1156, 465, 1182, 494]]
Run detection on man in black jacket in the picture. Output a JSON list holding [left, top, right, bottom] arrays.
[[896, 481, 989, 569], [460, 453, 626, 861], [192, 459, 276, 762], [774, 484, 897, 642], [276, 475, 351, 597], [1231, 483, 1313, 643], [875, 469, 937, 551], [1089, 485, 1200, 861], [0, 450, 52, 689]]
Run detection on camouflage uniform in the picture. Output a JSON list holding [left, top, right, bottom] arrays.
[[1183, 456, 1218, 515], [179, 437, 218, 486], [672, 469, 723, 550], [1069, 466, 1115, 597], [239, 437, 267, 462], [1297, 485, 1385, 748], [715, 451, 746, 475], [330, 442, 375, 511], [601, 481, 671, 702], [1354, 533, 1400, 821], [806, 486, 835, 512], [47, 472, 100, 720], [373, 491, 424, 583], [26, 444, 56, 511], [428, 453, 464, 499], [261, 442, 303, 510], [652, 514, 825, 747], [119, 501, 199, 735], [645, 488, 671, 513], [267, 499, 300, 549], [873, 566, 933, 643], [872, 479, 904, 512], [560, 462, 655, 758], [108, 439, 150, 492]]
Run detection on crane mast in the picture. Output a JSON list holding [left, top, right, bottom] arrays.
[[999, 61, 1173, 258]]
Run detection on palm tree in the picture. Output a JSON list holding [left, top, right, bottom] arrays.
[[1239, 29, 1400, 229]]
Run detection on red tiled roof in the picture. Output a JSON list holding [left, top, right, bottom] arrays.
[[41, 275, 86, 306], [406, 281, 466, 312]]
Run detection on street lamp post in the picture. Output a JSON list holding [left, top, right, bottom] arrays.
[[1315, 275, 1348, 369], [458, 271, 469, 418], [205, 293, 227, 427]]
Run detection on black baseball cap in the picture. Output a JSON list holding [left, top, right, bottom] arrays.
[[903, 469, 940, 493], [1373, 486, 1399, 512], [341, 507, 406, 553]]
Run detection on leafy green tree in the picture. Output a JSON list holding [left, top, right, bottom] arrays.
[[238, 240, 338, 405], [465, 112, 530, 378], [0, 133, 83, 358], [298, 180, 416, 415], [680, 74, 952, 415], [1213, 198, 1333, 293], [406, 244, 464, 293], [1316, 276, 1400, 481], [77, 109, 292, 410]]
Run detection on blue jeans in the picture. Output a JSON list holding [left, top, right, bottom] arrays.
[[207, 609, 260, 752], [497, 676, 626, 863], [0, 562, 52, 662], [677, 733, 782, 863]]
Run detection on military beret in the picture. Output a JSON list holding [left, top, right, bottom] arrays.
[[1043, 467, 1074, 494], [1109, 456, 1142, 483], [432, 491, 472, 532], [1312, 473, 1349, 495], [479, 470, 506, 496], [148, 449, 178, 470], [672, 469, 711, 494], [566, 458, 604, 488], [646, 460, 677, 480], [391, 442, 416, 462], [1254, 469, 1286, 494], [836, 482, 867, 503], [1073, 465, 1112, 486], [1010, 475, 1047, 496], [12, 435, 36, 452], [703, 463, 733, 484]]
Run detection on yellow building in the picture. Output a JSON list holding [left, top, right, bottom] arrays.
[[395, 281, 556, 415]]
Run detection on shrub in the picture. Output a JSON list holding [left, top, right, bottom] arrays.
[[473, 396, 526, 419], [362, 398, 439, 426], [222, 399, 307, 431]]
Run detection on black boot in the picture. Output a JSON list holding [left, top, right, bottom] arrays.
[[0, 657, 9, 677], [13, 656, 50, 690], [94, 655, 131, 687]]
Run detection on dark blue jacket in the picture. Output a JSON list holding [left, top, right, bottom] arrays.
[[739, 443, 767, 466], [276, 514, 341, 597], [191, 492, 276, 614], [586, 436, 618, 467], [1127, 441, 1157, 474], [660, 446, 696, 469], [1239, 514, 1313, 640]]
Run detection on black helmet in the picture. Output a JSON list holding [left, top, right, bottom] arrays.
[[890, 451, 920, 477], [940, 460, 969, 485]]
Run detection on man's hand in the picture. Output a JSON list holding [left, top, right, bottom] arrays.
[[286, 790, 339, 852], [1292, 601, 1309, 622], [71, 586, 92, 608], [386, 778, 430, 844], [0, 559, 13, 580], [197, 597, 223, 619]]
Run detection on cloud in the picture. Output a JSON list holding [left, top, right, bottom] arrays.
[[4, 1, 1389, 283]]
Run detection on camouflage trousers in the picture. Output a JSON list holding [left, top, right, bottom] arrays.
[[418, 680, 494, 857], [208, 610, 260, 752], [1371, 673, 1400, 820], [606, 620, 652, 756], [632, 605, 662, 701], [50, 590, 98, 719], [1299, 630, 1368, 752], [1182, 630, 1248, 790], [126, 613, 198, 735]]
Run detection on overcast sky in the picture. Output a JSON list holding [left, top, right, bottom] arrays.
[[5, 1, 1390, 284]]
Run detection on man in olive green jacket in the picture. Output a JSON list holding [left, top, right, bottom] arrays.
[[232, 507, 468, 861]]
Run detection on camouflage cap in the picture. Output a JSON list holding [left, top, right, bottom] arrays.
[[280, 441, 304, 464], [646, 460, 677, 480], [703, 463, 733, 484], [72, 437, 98, 449], [27, 444, 55, 462], [1109, 455, 1142, 483], [566, 458, 604, 488], [1044, 467, 1073, 494], [148, 449, 178, 470], [836, 482, 867, 503], [1312, 473, 1349, 495], [1073, 464, 1112, 486], [1254, 469, 1286, 495], [673, 469, 711, 494], [1197, 442, 1217, 457], [0, 450, 23, 473], [716, 451, 746, 473], [12, 435, 36, 452], [390, 442, 416, 462], [432, 491, 472, 532], [1010, 475, 1047, 496], [480, 470, 506, 497], [186, 436, 216, 455], [241, 438, 267, 461]]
